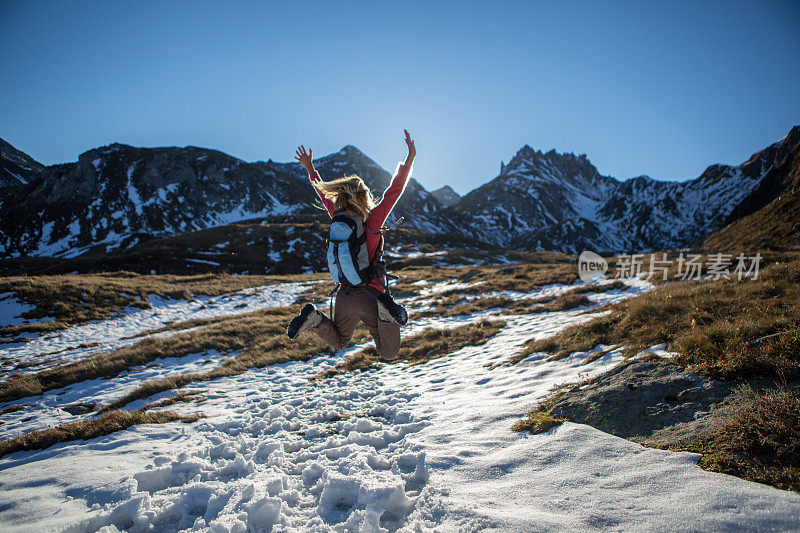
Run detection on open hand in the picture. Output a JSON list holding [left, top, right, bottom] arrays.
[[404, 129, 415, 165], [294, 145, 314, 171], [403, 130, 417, 166]]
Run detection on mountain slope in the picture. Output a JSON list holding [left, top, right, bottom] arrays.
[[431, 185, 461, 207], [0, 144, 441, 258], [0, 126, 797, 258], [702, 126, 800, 251], [0, 144, 308, 257], [448, 135, 788, 253], [0, 137, 44, 188]]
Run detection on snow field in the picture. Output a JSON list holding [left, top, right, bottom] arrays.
[[0, 282, 313, 379], [15, 357, 427, 532], [0, 277, 798, 531], [0, 349, 228, 441], [0, 283, 313, 440], [377, 312, 800, 531], [0, 292, 53, 328]]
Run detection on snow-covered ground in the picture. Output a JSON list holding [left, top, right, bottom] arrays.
[[0, 292, 53, 328], [0, 278, 798, 531], [0, 282, 313, 380]]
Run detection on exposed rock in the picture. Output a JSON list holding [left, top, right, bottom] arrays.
[[449, 129, 798, 254], [61, 403, 96, 415], [547, 359, 739, 447]]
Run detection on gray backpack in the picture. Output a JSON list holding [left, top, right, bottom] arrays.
[[327, 211, 373, 286], [324, 211, 407, 325]]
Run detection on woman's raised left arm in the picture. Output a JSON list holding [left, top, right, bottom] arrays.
[[403, 129, 415, 167], [369, 130, 415, 227]]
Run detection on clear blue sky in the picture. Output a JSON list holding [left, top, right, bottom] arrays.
[[1, 1, 798, 194]]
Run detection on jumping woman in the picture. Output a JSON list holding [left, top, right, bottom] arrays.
[[286, 129, 416, 361]]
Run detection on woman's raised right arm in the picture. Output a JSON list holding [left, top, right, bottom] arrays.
[[295, 145, 335, 217]]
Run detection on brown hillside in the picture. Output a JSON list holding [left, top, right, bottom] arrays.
[[703, 126, 800, 252]]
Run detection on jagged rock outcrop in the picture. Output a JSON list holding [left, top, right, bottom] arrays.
[[445, 130, 795, 253], [0, 137, 43, 189]]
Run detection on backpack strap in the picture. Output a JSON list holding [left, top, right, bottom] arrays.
[[364, 223, 386, 262], [327, 283, 340, 321]]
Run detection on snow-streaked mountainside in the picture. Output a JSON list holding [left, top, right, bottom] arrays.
[[450, 127, 799, 252], [0, 138, 43, 189], [0, 144, 441, 258], [0, 126, 797, 258]]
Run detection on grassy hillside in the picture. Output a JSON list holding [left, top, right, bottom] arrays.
[[703, 127, 800, 252]]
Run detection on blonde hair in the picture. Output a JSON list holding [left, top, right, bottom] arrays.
[[314, 175, 376, 220]]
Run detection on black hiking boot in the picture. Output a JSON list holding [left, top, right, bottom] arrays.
[[375, 292, 408, 326], [287, 303, 323, 339]]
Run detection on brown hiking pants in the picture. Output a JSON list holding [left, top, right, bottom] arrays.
[[313, 285, 401, 359]]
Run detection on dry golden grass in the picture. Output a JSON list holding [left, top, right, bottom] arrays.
[[416, 291, 592, 320], [0, 272, 321, 338], [511, 411, 565, 434], [446, 263, 577, 295], [313, 319, 506, 380], [534, 293, 591, 312], [568, 280, 628, 294], [511, 386, 570, 433], [143, 390, 207, 410], [502, 282, 626, 316], [508, 257, 800, 380], [580, 346, 618, 365], [0, 404, 32, 415], [389, 248, 573, 271], [99, 324, 371, 412], [388, 258, 578, 300], [389, 266, 477, 298], [0, 305, 332, 405], [668, 385, 800, 492], [410, 274, 621, 320], [0, 408, 202, 458]]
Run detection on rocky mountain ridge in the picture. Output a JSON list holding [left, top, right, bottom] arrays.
[[0, 142, 443, 258], [1, 126, 797, 258], [446, 133, 794, 253], [0, 138, 43, 188]]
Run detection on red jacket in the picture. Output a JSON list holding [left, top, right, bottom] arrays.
[[309, 162, 412, 292]]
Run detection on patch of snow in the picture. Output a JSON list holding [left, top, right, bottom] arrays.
[[286, 238, 303, 253], [186, 258, 220, 266], [0, 293, 42, 328], [417, 280, 484, 297], [35, 220, 81, 257], [0, 282, 312, 380], [127, 163, 143, 216]]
